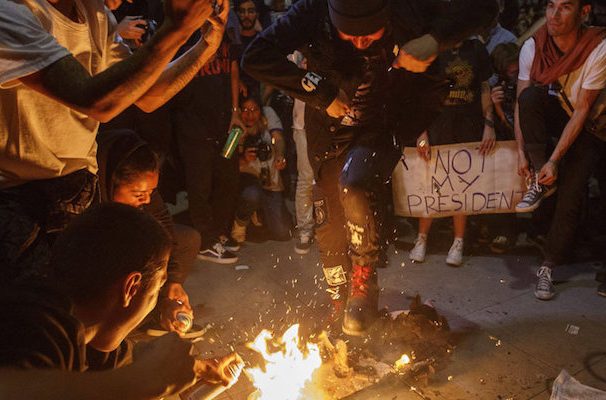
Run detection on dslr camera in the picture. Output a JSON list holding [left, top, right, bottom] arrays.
[[243, 135, 272, 162]]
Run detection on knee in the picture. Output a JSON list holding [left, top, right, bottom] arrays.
[[518, 86, 544, 111], [241, 185, 263, 206], [173, 224, 201, 252]]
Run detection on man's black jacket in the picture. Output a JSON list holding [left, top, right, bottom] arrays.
[[242, 0, 496, 167]]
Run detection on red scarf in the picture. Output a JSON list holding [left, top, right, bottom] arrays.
[[530, 24, 606, 85]]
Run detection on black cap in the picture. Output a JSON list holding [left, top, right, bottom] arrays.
[[328, 0, 389, 36]]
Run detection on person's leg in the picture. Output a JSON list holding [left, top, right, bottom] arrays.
[[173, 109, 215, 248], [516, 86, 569, 212], [410, 218, 433, 262], [262, 190, 292, 241], [235, 175, 264, 223], [536, 132, 603, 300], [338, 144, 400, 335], [446, 215, 466, 267], [293, 128, 315, 253], [313, 157, 351, 329], [211, 153, 240, 240], [170, 224, 202, 281]]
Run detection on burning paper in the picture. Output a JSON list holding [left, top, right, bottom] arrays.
[[246, 324, 322, 400]]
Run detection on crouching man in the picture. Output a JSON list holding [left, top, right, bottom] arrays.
[[0, 203, 242, 399], [514, 0, 606, 299]]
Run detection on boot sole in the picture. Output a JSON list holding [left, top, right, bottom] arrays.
[[341, 325, 368, 337], [197, 254, 239, 264], [294, 246, 311, 255]]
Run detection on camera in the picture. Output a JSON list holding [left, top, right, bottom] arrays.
[[498, 76, 516, 106], [243, 135, 272, 162]]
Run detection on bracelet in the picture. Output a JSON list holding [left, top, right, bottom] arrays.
[[232, 107, 239, 113], [547, 159, 559, 166], [484, 118, 495, 128]]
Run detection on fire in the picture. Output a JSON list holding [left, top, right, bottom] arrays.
[[245, 324, 322, 400], [394, 353, 411, 371]]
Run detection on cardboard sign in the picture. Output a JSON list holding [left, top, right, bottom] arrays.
[[392, 141, 526, 218]]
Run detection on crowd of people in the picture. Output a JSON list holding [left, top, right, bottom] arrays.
[[1, 0, 605, 397]]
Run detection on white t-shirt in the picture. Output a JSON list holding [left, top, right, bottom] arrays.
[[240, 106, 284, 192], [0, 0, 130, 188], [518, 37, 606, 113]]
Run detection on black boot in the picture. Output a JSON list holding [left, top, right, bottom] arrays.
[[342, 265, 378, 336]]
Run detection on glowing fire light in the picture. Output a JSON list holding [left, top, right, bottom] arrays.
[[246, 324, 322, 400], [394, 354, 411, 371]]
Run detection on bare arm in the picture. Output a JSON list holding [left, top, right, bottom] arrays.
[[136, 1, 229, 112], [549, 87, 601, 162], [479, 81, 496, 154], [19, 0, 214, 122]]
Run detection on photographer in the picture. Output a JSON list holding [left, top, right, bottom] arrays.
[[231, 95, 292, 244], [490, 42, 520, 140], [105, 0, 163, 50]]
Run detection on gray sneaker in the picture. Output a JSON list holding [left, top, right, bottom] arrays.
[[535, 265, 555, 300], [515, 173, 556, 213]]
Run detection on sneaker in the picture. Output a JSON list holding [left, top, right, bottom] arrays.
[[409, 235, 427, 263], [515, 173, 556, 213], [251, 211, 262, 227], [490, 235, 511, 254], [598, 283, 606, 297], [198, 242, 238, 264], [342, 265, 378, 337], [446, 238, 464, 267], [295, 235, 312, 255], [535, 265, 555, 300], [231, 219, 247, 245], [220, 235, 240, 252]]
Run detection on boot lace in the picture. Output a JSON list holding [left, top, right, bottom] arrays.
[[351, 265, 372, 298]]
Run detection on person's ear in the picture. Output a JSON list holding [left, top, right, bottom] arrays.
[[581, 4, 592, 20], [122, 272, 143, 307]]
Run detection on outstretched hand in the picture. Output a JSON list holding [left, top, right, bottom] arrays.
[[392, 34, 439, 73], [164, 0, 215, 37]]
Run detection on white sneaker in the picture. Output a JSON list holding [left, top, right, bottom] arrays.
[[409, 235, 427, 263], [295, 235, 312, 255], [446, 239, 464, 267], [198, 242, 238, 264]]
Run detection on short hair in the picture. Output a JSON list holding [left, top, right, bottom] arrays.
[[490, 42, 520, 76], [51, 203, 171, 304], [113, 145, 160, 189]]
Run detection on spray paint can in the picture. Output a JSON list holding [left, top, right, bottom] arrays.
[[221, 125, 244, 159], [176, 312, 193, 332]]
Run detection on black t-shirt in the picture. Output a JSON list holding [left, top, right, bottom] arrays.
[[239, 33, 261, 98], [172, 35, 240, 140], [0, 283, 132, 372], [437, 39, 491, 108]]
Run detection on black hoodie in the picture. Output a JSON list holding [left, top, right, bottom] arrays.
[[96, 130, 185, 284]]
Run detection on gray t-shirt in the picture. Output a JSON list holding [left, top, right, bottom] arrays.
[[0, 0, 130, 188]]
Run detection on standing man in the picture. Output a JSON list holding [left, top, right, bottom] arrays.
[[235, 0, 262, 97], [0, 0, 228, 282], [243, 0, 497, 336], [514, 0, 606, 299]]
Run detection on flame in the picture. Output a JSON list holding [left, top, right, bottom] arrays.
[[246, 324, 322, 400], [394, 354, 411, 371]]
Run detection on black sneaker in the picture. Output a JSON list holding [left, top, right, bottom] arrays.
[[198, 242, 238, 264], [220, 236, 241, 252], [490, 235, 512, 254], [535, 265, 555, 300], [515, 173, 556, 213], [342, 265, 379, 336], [294, 235, 312, 255]]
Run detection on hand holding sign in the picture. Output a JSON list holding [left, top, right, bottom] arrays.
[[416, 131, 431, 161]]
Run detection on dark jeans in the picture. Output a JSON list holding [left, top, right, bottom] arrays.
[[519, 86, 605, 265], [0, 170, 98, 283], [169, 224, 201, 283], [235, 174, 292, 241], [313, 142, 400, 300], [172, 96, 239, 249]]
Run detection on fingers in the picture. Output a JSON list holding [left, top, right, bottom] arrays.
[[392, 52, 435, 73], [479, 138, 495, 155]]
